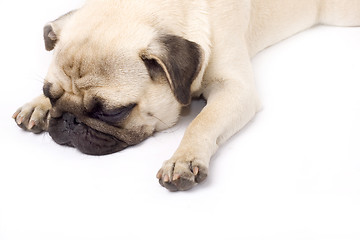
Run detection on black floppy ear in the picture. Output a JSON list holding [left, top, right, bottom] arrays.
[[141, 35, 203, 105], [43, 10, 76, 51]]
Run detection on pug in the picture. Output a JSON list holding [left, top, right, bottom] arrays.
[[13, 0, 360, 191]]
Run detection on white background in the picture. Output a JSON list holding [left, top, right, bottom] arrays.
[[1, 1, 360, 240]]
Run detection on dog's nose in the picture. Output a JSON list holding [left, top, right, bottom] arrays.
[[48, 112, 82, 147], [62, 113, 81, 130], [48, 112, 129, 155]]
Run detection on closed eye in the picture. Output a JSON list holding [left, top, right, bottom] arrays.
[[91, 104, 136, 124]]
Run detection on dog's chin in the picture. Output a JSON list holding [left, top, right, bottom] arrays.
[[48, 113, 129, 156]]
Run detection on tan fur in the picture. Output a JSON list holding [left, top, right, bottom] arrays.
[[14, 0, 360, 191]]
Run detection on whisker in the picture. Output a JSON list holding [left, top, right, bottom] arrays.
[[32, 73, 46, 84], [149, 113, 176, 132]]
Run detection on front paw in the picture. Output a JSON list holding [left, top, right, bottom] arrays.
[[13, 95, 51, 134], [157, 157, 208, 191]]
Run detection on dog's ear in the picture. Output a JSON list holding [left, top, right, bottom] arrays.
[[44, 10, 76, 51], [141, 35, 203, 105]]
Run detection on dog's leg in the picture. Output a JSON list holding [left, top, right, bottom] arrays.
[[157, 51, 260, 191], [320, 0, 360, 26], [13, 95, 51, 133]]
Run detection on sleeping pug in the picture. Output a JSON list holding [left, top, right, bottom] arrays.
[[13, 0, 360, 191]]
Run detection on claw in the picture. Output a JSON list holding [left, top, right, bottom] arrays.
[[12, 110, 20, 119], [16, 116, 24, 125], [173, 173, 180, 181], [193, 166, 199, 176], [156, 170, 163, 179], [163, 174, 170, 183], [28, 120, 36, 129]]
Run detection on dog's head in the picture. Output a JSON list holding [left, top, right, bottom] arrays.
[[42, 6, 203, 155]]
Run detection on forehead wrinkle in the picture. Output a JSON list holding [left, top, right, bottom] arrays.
[[74, 75, 106, 91], [55, 43, 105, 94]]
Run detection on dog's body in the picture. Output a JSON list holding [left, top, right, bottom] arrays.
[[13, 0, 360, 191]]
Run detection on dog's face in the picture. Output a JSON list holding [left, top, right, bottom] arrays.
[[42, 8, 203, 155]]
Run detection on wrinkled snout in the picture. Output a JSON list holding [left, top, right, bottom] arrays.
[[48, 113, 128, 155]]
